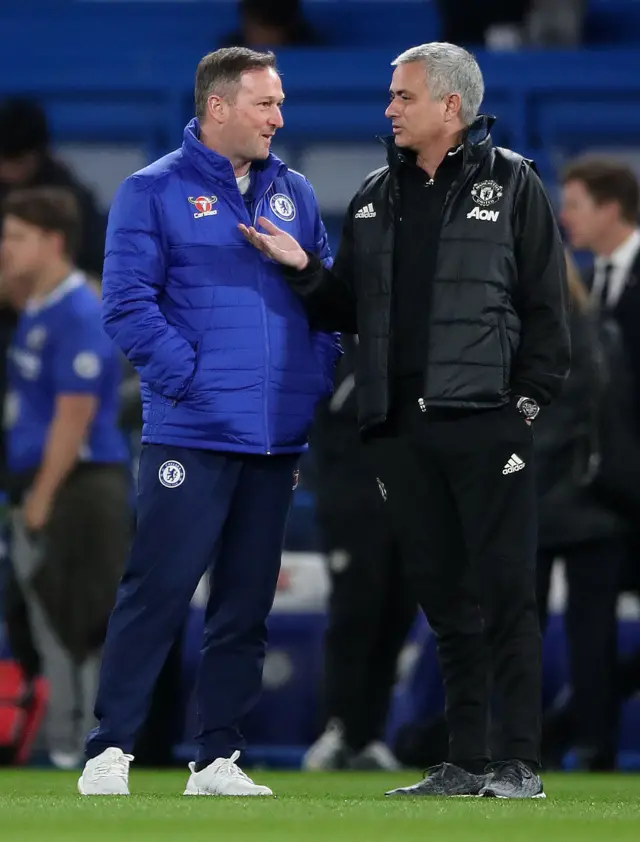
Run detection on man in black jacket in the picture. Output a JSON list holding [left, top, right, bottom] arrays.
[[241, 42, 570, 798]]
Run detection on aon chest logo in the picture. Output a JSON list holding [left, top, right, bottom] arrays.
[[467, 206, 500, 222]]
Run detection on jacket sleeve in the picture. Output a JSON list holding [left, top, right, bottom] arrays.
[[284, 194, 358, 334], [511, 164, 571, 405], [102, 176, 197, 401], [306, 185, 342, 389]]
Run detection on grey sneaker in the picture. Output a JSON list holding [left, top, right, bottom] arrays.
[[385, 762, 486, 797], [480, 760, 546, 799]]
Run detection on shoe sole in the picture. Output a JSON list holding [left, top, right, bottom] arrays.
[[77, 777, 130, 796], [385, 791, 482, 798], [481, 791, 547, 799], [184, 782, 273, 797], [183, 790, 273, 796]]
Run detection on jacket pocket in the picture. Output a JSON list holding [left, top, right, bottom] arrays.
[[173, 340, 201, 405]]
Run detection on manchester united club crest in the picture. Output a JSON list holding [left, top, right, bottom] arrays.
[[471, 180, 503, 208], [188, 195, 218, 218]]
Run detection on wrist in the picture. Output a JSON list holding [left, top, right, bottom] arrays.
[[294, 251, 310, 271]]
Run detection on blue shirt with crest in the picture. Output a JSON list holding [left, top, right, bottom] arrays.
[[6, 272, 129, 474]]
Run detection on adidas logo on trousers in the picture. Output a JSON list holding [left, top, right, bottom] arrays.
[[502, 454, 525, 475]]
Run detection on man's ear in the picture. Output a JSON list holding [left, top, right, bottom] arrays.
[[443, 93, 462, 123], [207, 94, 228, 125]]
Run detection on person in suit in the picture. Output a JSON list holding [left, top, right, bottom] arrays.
[[561, 157, 640, 414], [561, 157, 640, 759], [534, 252, 638, 770]]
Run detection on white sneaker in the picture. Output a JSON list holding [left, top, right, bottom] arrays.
[[77, 747, 133, 795], [183, 750, 273, 796], [302, 719, 348, 771], [350, 741, 402, 771]]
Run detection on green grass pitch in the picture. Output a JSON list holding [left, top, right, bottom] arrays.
[[1, 769, 639, 841]]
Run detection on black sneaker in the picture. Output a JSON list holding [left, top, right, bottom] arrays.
[[480, 760, 546, 799], [385, 762, 486, 797]]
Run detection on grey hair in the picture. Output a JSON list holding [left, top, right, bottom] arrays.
[[391, 42, 484, 126]]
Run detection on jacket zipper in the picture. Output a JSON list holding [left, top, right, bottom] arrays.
[[386, 172, 399, 414], [254, 181, 274, 454], [388, 162, 454, 417], [418, 165, 476, 414]]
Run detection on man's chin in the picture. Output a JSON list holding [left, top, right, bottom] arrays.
[[393, 134, 413, 149], [254, 145, 271, 161]]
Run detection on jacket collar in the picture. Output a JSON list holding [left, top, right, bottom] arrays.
[[182, 118, 288, 194], [382, 113, 495, 171]]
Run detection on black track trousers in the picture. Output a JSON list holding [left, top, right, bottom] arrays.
[[364, 401, 541, 771]]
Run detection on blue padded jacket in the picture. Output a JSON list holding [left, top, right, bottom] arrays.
[[102, 119, 340, 454]]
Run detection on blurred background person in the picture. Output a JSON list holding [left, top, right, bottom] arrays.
[[436, 0, 585, 50], [561, 156, 640, 595], [303, 335, 416, 771], [0, 98, 106, 279], [561, 157, 640, 408], [0, 187, 131, 769], [534, 252, 640, 770], [0, 97, 111, 749], [547, 156, 640, 767], [526, 0, 586, 47], [0, 97, 109, 523], [221, 0, 320, 49], [435, 0, 531, 49]]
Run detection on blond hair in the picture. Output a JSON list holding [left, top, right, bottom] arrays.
[[564, 248, 589, 313]]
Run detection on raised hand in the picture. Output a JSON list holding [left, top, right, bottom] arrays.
[[239, 216, 309, 271]]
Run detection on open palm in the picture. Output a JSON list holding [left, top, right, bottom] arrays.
[[239, 216, 309, 270]]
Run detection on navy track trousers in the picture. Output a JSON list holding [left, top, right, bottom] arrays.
[[85, 444, 298, 765]]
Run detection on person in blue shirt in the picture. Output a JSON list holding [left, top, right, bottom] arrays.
[[78, 47, 340, 797], [0, 186, 131, 769]]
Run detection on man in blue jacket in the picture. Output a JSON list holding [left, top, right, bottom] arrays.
[[78, 47, 339, 797]]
